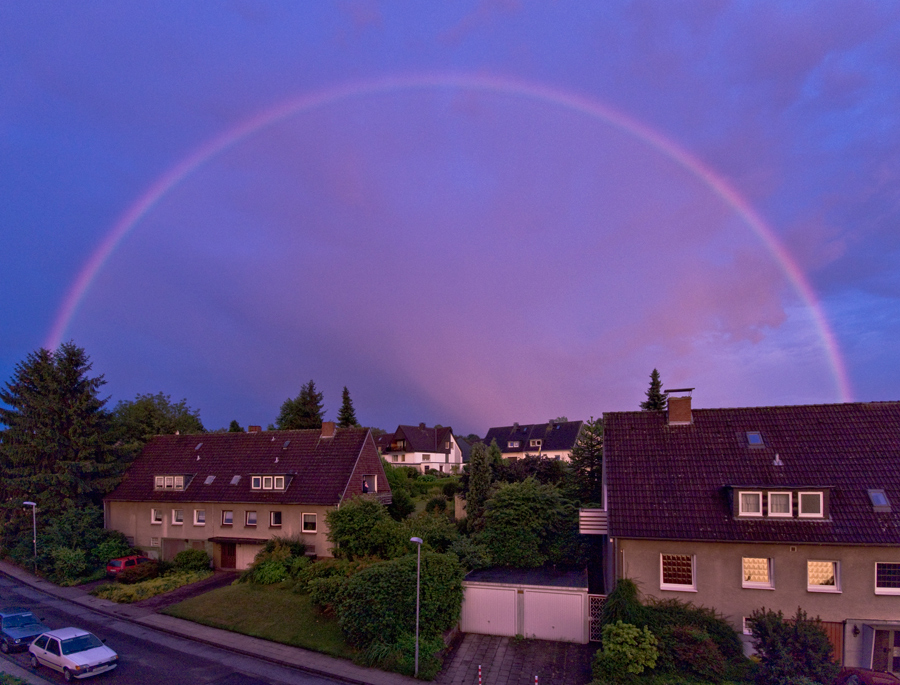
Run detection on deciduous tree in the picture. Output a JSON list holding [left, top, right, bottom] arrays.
[[276, 379, 325, 429], [640, 368, 668, 411], [110, 392, 205, 457]]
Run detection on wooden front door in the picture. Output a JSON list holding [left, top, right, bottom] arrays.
[[220, 542, 236, 569]]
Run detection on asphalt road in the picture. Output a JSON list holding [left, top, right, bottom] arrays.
[[0, 575, 343, 685]]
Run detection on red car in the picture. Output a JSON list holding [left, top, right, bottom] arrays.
[[105, 555, 152, 577], [835, 668, 900, 685]]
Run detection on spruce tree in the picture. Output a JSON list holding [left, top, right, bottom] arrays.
[[337, 386, 359, 428], [228, 420, 245, 432], [0, 342, 121, 521], [640, 368, 668, 411], [568, 417, 604, 504], [467, 443, 493, 527], [276, 379, 325, 429]]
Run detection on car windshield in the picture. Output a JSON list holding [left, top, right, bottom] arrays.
[[109, 560, 122, 567], [4, 614, 37, 628], [60, 634, 103, 655]]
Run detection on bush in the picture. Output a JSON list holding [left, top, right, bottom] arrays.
[[326, 497, 407, 560], [361, 632, 445, 679], [51, 547, 88, 580], [94, 570, 211, 603], [117, 561, 160, 584], [600, 578, 649, 628], [337, 552, 463, 649], [403, 512, 459, 553], [746, 607, 840, 685], [656, 625, 726, 683], [292, 557, 375, 593], [387, 487, 416, 521], [645, 597, 743, 663], [442, 481, 459, 498], [173, 549, 211, 572], [447, 536, 491, 571], [308, 575, 349, 613], [592, 621, 658, 684], [424, 496, 447, 514], [240, 535, 306, 584]]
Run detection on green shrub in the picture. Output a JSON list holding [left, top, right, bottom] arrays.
[[292, 557, 375, 593], [418, 474, 437, 483], [262, 535, 306, 559], [173, 549, 211, 572], [600, 578, 649, 628], [337, 552, 463, 649], [326, 497, 407, 560], [424, 496, 447, 514], [289, 555, 311, 577], [656, 625, 726, 683], [361, 632, 445, 679], [117, 561, 160, 584], [51, 547, 88, 580], [94, 570, 211, 603], [441, 481, 459, 498], [308, 575, 349, 612], [645, 597, 743, 663], [387, 487, 416, 521], [447, 536, 491, 571], [746, 607, 840, 685], [403, 512, 459, 553], [240, 535, 307, 584], [592, 621, 658, 684]]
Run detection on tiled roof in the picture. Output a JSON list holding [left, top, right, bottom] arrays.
[[605, 402, 900, 545], [391, 424, 455, 453], [105, 428, 374, 506], [483, 421, 583, 454]]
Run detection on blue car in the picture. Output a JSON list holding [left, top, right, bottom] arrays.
[[0, 607, 49, 653]]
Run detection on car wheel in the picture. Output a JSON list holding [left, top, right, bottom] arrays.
[[1, 640, 8, 653], [64, 667, 73, 682], [30, 653, 38, 669]]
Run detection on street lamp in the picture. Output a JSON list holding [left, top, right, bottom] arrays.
[[23, 502, 37, 575], [410, 536, 423, 677]]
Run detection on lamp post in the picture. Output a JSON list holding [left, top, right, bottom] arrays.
[[23, 502, 37, 575], [410, 536, 423, 677]]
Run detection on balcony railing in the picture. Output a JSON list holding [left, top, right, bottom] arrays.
[[578, 508, 608, 535]]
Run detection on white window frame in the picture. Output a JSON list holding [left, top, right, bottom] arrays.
[[660, 553, 697, 592], [263, 476, 273, 490], [222, 510, 234, 526], [194, 509, 206, 526], [172, 509, 184, 525], [302, 513, 317, 533], [738, 491, 763, 517], [741, 557, 774, 589], [274, 476, 285, 490], [165, 476, 174, 489], [768, 492, 793, 518], [251, 476, 262, 490], [875, 562, 900, 595], [270, 511, 282, 527], [508, 441, 520, 449], [799, 492, 824, 518], [245, 511, 257, 527], [151, 508, 163, 524], [742, 617, 753, 635], [174, 475, 184, 490], [530, 439, 542, 448], [807, 560, 840, 592], [155, 476, 164, 489]]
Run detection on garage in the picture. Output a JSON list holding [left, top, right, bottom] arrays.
[[460, 568, 589, 644]]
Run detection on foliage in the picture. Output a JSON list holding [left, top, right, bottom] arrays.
[[592, 621, 659, 684], [240, 535, 306, 584], [172, 548, 211, 572], [600, 578, 649, 628], [276, 379, 325, 430], [0, 674, 29, 685], [645, 597, 743, 663], [441, 481, 458, 498], [640, 368, 669, 411], [51, 546, 88, 580], [465, 442, 493, 524], [447, 536, 492, 571], [568, 416, 604, 504], [308, 575, 349, 612], [360, 632, 445, 680], [478, 478, 584, 568], [325, 496, 407, 560], [292, 557, 376, 593], [388, 487, 416, 521], [494, 454, 568, 486], [655, 625, 726, 683], [424, 495, 447, 514], [117, 561, 160, 584], [403, 511, 459, 553], [109, 392, 205, 458], [382, 459, 416, 521], [228, 420, 245, 432], [336, 552, 463, 649], [0, 343, 121, 534], [336, 386, 359, 428], [92, 570, 212, 603], [746, 607, 840, 685]]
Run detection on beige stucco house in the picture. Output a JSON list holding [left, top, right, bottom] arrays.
[[599, 395, 900, 672], [104, 423, 390, 570]]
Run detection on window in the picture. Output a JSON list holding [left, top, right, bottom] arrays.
[[508, 441, 520, 449], [204, 475, 215, 485], [742, 617, 753, 636], [869, 489, 891, 512], [230, 475, 241, 485], [799, 492, 824, 518], [742, 557, 773, 589], [422, 454, 430, 461], [165, 476, 174, 489], [808, 561, 839, 592], [222, 510, 234, 526], [392, 455, 398, 461], [303, 513, 317, 533], [768, 492, 792, 517], [363, 475, 376, 492], [263, 476, 273, 489], [155, 476, 164, 489], [172, 509, 184, 525], [660, 554, 696, 591], [151, 508, 162, 524], [530, 439, 542, 448], [274, 476, 284, 489], [445, 441, 451, 449], [270, 511, 282, 527], [251, 476, 262, 489], [875, 563, 900, 594], [245, 511, 257, 526], [739, 492, 763, 517], [194, 509, 206, 525], [746, 431, 764, 446], [155, 475, 185, 490]]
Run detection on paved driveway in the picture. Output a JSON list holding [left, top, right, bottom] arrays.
[[437, 634, 596, 685]]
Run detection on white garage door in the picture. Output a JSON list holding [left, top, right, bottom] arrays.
[[524, 589, 585, 643], [460, 586, 517, 637]]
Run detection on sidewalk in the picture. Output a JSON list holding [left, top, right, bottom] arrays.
[[0, 561, 418, 685]]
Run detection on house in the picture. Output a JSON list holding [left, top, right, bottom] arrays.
[[482, 420, 583, 461], [599, 393, 900, 670], [103, 422, 390, 570], [381, 423, 470, 473]]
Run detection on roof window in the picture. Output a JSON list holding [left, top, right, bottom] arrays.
[[195, 442, 203, 450], [230, 475, 241, 485], [869, 489, 891, 513], [204, 475, 216, 485], [746, 432, 764, 447]]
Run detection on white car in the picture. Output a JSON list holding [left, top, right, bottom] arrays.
[[28, 627, 118, 681]]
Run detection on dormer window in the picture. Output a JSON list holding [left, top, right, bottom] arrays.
[[530, 439, 542, 448], [799, 492, 823, 518], [739, 492, 763, 517], [734, 488, 826, 519], [508, 441, 520, 449], [251, 475, 287, 490], [155, 475, 185, 490], [767, 492, 792, 517]]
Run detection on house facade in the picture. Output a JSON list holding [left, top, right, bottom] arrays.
[[104, 423, 390, 570], [482, 420, 582, 461], [381, 423, 470, 473], [601, 396, 900, 671]]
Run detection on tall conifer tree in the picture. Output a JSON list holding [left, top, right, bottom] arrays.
[[276, 379, 325, 429], [640, 368, 668, 411], [337, 386, 359, 428]]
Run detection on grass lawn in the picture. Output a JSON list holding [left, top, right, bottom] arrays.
[[162, 583, 355, 660]]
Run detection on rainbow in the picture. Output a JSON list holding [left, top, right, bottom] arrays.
[[46, 72, 853, 401]]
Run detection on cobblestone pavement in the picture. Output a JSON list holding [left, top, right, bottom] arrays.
[[437, 633, 596, 685]]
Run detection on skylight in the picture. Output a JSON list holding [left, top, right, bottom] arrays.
[[230, 475, 241, 485], [869, 489, 891, 512], [204, 475, 215, 485], [283, 440, 291, 449], [746, 432, 764, 447], [195, 442, 203, 450]]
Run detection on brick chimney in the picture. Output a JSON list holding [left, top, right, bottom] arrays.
[[667, 389, 694, 426], [321, 421, 335, 438], [248, 425, 262, 433]]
